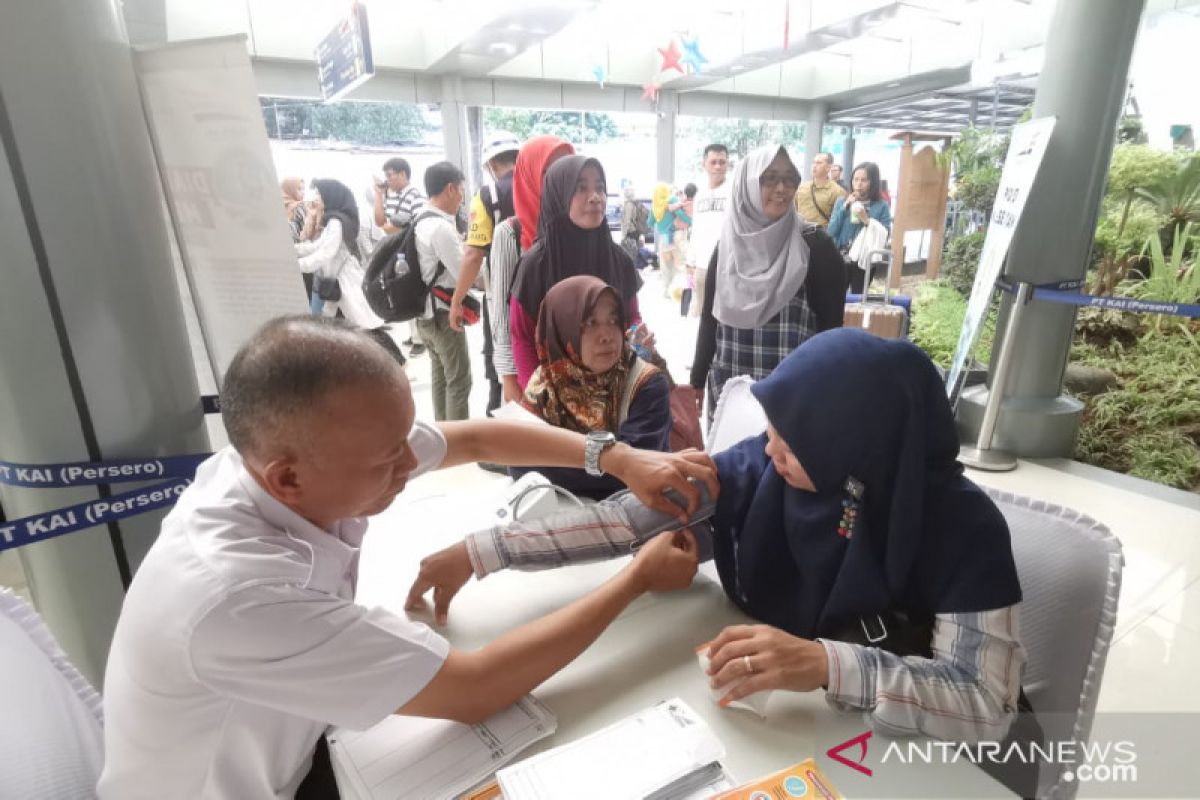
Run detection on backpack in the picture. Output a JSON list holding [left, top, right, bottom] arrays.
[[362, 211, 445, 323], [480, 172, 516, 229]]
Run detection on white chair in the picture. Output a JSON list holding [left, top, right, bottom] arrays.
[[983, 490, 1123, 800], [0, 588, 105, 800], [704, 378, 1125, 800], [705, 375, 767, 455]]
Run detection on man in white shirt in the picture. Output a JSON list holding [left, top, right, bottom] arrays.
[[372, 157, 428, 357], [414, 161, 473, 421], [685, 144, 731, 319], [99, 315, 715, 800]]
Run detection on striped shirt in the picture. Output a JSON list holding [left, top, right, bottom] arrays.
[[463, 490, 1024, 744], [385, 185, 426, 229], [488, 218, 520, 377]]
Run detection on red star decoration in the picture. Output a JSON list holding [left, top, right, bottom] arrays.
[[641, 81, 660, 102], [658, 39, 684, 74]]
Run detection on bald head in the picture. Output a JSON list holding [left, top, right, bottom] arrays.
[[221, 316, 409, 460]]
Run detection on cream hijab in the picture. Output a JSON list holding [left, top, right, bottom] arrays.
[[714, 146, 810, 328]]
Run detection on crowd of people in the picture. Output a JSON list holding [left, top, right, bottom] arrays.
[[94, 136, 1040, 799]]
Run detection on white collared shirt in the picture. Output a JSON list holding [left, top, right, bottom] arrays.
[[99, 422, 451, 800], [414, 206, 463, 318]]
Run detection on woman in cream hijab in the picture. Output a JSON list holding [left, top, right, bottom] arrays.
[[688, 145, 848, 416]]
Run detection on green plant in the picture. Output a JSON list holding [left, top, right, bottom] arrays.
[[941, 231, 986, 298], [1071, 321, 1200, 490], [482, 108, 620, 145], [1137, 153, 1200, 240], [909, 280, 996, 369], [1125, 223, 1200, 334]]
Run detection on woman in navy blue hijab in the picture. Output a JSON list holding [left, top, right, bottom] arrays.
[[412, 328, 1032, 779], [701, 329, 1023, 712]]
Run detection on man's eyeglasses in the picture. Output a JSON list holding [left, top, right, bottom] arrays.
[[759, 172, 800, 190]]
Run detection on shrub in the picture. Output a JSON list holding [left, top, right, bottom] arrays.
[[941, 232, 986, 298], [910, 280, 995, 369]]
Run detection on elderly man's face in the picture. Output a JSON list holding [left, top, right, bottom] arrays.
[[291, 377, 419, 527]]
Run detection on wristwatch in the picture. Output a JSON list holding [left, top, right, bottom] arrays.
[[584, 431, 618, 477]]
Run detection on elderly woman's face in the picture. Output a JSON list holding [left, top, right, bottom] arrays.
[[579, 292, 623, 373], [569, 164, 608, 229], [758, 152, 800, 222]]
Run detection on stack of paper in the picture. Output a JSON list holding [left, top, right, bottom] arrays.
[[496, 698, 736, 800], [327, 696, 556, 800]]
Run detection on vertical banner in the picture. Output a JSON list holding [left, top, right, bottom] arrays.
[[945, 116, 1057, 405], [133, 36, 308, 385]]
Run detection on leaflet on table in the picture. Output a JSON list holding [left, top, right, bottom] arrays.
[[710, 758, 843, 800], [326, 694, 556, 800], [489, 401, 548, 425], [496, 698, 736, 800]]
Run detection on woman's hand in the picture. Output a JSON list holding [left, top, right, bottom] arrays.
[[405, 542, 474, 626], [703, 624, 829, 705], [501, 375, 523, 405]]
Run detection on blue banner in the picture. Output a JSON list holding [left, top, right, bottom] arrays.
[[0, 478, 193, 554], [0, 452, 214, 553], [0, 453, 210, 489], [999, 280, 1200, 318]]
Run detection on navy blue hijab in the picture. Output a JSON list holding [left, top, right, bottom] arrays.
[[709, 328, 1021, 639]]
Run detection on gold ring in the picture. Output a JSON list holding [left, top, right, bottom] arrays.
[[743, 654, 753, 673]]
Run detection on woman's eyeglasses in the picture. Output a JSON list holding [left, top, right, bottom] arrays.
[[759, 172, 800, 190]]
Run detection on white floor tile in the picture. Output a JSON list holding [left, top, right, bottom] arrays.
[[1096, 613, 1200, 712]]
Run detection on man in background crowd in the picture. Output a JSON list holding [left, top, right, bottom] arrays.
[[795, 151, 846, 229], [830, 162, 848, 192], [414, 162, 473, 421], [374, 157, 427, 356], [684, 144, 730, 318], [448, 132, 521, 416]]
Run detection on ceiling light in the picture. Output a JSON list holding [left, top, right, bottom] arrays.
[[489, 42, 518, 57]]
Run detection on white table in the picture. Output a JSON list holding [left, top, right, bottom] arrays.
[[359, 488, 1015, 799]]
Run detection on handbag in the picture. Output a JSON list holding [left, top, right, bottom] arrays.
[[313, 274, 342, 303]]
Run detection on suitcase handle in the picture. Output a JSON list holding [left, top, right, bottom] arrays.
[[862, 249, 894, 306]]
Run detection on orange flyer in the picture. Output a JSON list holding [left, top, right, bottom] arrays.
[[709, 758, 842, 800]]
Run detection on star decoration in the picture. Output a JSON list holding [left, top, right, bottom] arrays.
[[592, 64, 607, 89], [681, 36, 708, 74], [641, 81, 660, 102], [658, 39, 684, 74]]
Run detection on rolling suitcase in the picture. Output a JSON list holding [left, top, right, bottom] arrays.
[[843, 249, 908, 339]]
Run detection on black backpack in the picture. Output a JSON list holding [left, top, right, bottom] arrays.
[[362, 211, 445, 323]]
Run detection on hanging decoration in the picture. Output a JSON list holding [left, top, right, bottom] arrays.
[[681, 36, 708, 74], [783, 0, 791, 50], [658, 39, 684, 74], [641, 81, 660, 102], [592, 63, 607, 89]]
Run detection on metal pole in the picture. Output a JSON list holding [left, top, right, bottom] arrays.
[[959, 282, 1033, 471]]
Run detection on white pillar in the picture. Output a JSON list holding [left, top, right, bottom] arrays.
[[655, 89, 678, 183], [0, 0, 209, 684]]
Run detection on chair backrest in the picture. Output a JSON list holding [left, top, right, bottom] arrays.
[[706, 375, 767, 454], [983, 489, 1123, 800], [0, 588, 105, 799]]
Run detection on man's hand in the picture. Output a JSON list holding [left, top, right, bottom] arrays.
[[405, 541, 474, 625], [702, 624, 829, 706], [628, 529, 698, 593], [448, 296, 466, 332], [601, 445, 719, 524]]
